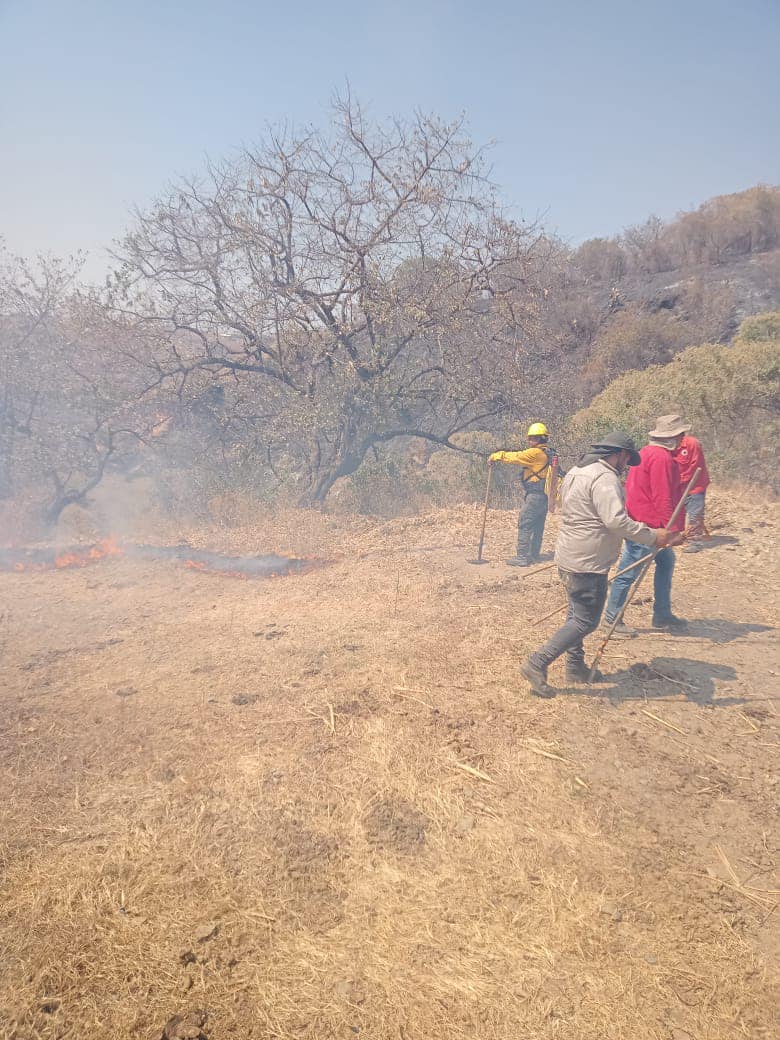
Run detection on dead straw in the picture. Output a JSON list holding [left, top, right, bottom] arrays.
[[640, 709, 687, 736], [0, 489, 776, 1040], [452, 761, 495, 783]]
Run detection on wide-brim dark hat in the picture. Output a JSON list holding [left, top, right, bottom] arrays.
[[591, 431, 642, 466]]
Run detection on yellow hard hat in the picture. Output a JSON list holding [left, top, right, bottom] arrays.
[[527, 422, 549, 437]]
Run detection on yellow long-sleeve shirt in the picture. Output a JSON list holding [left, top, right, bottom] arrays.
[[489, 446, 550, 485]]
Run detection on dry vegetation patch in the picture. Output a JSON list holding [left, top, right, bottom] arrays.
[[1, 491, 778, 1038]]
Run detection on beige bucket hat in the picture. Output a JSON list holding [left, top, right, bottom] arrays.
[[649, 413, 690, 438]]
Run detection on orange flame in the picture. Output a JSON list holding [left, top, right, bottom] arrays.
[[3, 540, 321, 580], [54, 538, 123, 569]]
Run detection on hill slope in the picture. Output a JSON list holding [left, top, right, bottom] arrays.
[[1, 493, 777, 1039]]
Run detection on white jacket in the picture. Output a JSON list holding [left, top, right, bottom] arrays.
[[554, 460, 657, 574]]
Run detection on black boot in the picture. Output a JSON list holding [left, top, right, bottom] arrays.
[[565, 661, 605, 684], [520, 659, 555, 698]]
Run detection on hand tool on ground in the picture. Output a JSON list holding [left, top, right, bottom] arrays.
[[515, 560, 556, 577], [468, 465, 493, 564], [529, 549, 680, 627], [587, 468, 701, 681]]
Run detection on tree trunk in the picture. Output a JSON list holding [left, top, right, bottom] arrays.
[[302, 438, 374, 506], [44, 451, 114, 524], [45, 490, 84, 525]]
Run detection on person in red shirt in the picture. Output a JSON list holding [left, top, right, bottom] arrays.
[[674, 433, 710, 552], [604, 414, 689, 632]]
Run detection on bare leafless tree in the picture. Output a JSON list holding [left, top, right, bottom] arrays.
[[0, 247, 156, 523], [112, 97, 551, 502]]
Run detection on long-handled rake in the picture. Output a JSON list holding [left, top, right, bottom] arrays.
[[529, 550, 672, 628], [587, 467, 701, 680], [468, 465, 493, 564]]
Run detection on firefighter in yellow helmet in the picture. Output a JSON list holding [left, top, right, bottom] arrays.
[[489, 422, 561, 566]]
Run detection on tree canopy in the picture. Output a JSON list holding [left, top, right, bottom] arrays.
[[112, 98, 551, 502]]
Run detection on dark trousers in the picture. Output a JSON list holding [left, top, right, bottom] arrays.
[[531, 569, 608, 669], [517, 491, 548, 563]]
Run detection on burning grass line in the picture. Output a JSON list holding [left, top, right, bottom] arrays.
[[1, 540, 317, 580]]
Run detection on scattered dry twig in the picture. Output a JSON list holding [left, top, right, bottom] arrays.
[[648, 667, 693, 689], [452, 761, 494, 783], [524, 743, 572, 766], [392, 686, 436, 710], [640, 709, 687, 736]]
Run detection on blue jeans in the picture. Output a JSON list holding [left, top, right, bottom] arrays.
[[604, 541, 676, 622], [686, 491, 706, 523]]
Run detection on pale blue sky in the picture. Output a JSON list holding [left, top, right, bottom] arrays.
[[1, 0, 778, 281]]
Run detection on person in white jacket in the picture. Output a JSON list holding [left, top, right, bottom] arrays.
[[521, 431, 683, 697]]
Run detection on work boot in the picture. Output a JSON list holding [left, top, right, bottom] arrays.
[[652, 614, 688, 631], [602, 617, 637, 638], [506, 557, 530, 567], [520, 659, 555, 698], [565, 661, 605, 684]]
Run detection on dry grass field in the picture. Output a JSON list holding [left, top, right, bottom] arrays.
[[1, 491, 778, 1039]]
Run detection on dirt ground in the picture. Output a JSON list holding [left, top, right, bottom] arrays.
[[1, 489, 778, 1039]]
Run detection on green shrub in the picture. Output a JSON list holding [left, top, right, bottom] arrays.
[[738, 311, 780, 343], [563, 312, 780, 489]]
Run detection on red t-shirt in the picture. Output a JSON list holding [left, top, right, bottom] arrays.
[[674, 435, 710, 494], [625, 444, 685, 531]]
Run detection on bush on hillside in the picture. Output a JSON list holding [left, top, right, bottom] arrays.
[[582, 281, 738, 394], [564, 312, 780, 490], [739, 311, 780, 343], [582, 306, 694, 393]]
